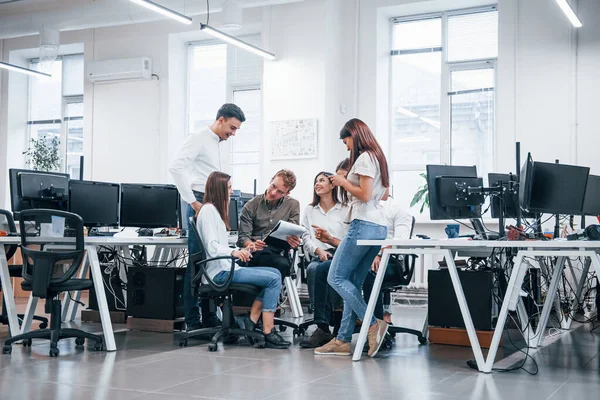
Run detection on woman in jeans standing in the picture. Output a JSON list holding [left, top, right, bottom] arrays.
[[314, 118, 390, 358]]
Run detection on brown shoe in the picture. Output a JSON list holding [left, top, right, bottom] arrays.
[[367, 319, 389, 358], [314, 338, 351, 356]]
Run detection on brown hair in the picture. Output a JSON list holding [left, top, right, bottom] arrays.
[[335, 158, 350, 173], [204, 171, 231, 230], [272, 169, 297, 191], [339, 118, 389, 188], [310, 171, 339, 207]]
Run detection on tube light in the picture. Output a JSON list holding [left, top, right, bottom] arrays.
[[200, 23, 275, 60], [555, 0, 582, 28], [129, 0, 192, 25], [0, 61, 51, 78]]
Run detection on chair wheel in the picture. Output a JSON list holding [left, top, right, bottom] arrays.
[[49, 347, 60, 357], [207, 343, 218, 352], [3, 345, 12, 354], [279, 325, 287, 332], [383, 338, 393, 351], [75, 337, 85, 346], [39, 322, 48, 329], [256, 340, 265, 349], [179, 338, 188, 347], [94, 342, 103, 351], [389, 331, 396, 338], [22, 339, 32, 347], [293, 328, 305, 337], [418, 336, 427, 345]]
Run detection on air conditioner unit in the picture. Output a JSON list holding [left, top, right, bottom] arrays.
[[87, 57, 152, 83]]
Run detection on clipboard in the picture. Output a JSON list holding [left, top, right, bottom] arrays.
[[264, 220, 307, 251]]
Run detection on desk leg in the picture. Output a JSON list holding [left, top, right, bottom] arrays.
[[0, 247, 20, 337], [62, 252, 89, 322], [444, 250, 487, 372], [86, 245, 116, 351], [19, 294, 38, 334], [352, 249, 390, 361], [483, 252, 526, 372], [532, 256, 566, 348]]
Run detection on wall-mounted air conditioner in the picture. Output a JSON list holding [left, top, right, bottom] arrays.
[[87, 57, 152, 83]]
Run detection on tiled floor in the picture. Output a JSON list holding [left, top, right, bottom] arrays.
[[0, 303, 599, 400]]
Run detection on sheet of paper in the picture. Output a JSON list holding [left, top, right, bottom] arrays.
[[267, 220, 307, 241]]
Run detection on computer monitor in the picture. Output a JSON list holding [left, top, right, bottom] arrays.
[[69, 180, 120, 227], [120, 184, 180, 228], [521, 159, 589, 215], [9, 168, 70, 216], [582, 174, 600, 216], [426, 165, 483, 220], [229, 200, 239, 231], [518, 153, 535, 213], [489, 173, 536, 220]]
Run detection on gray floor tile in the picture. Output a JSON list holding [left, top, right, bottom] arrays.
[[0, 377, 144, 400]]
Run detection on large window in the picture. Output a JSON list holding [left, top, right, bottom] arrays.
[[27, 54, 84, 178], [188, 36, 263, 194], [390, 7, 498, 218]]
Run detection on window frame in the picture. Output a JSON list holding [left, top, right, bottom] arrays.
[[389, 6, 498, 220], [26, 53, 84, 176]]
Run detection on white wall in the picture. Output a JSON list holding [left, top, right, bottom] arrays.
[[1, 0, 598, 238], [577, 0, 600, 175]]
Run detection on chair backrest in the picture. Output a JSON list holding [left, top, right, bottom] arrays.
[[188, 216, 208, 287], [18, 209, 85, 298], [0, 209, 18, 261], [387, 216, 417, 287]]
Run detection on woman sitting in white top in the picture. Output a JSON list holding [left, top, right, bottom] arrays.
[[298, 170, 349, 348], [195, 171, 291, 349]]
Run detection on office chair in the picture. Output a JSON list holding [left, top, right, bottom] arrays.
[[0, 209, 48, 330], [179, 217, 266, 351], [3, 209, 103, 357], [379, 217, 427, 345]]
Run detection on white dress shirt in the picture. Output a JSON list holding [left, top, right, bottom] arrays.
[[345, 152, 387, 226], [196, 204, 240, 283], [382, 198, 412, 240], [169, 126, 229, 204], [301, 202, 349, 257]]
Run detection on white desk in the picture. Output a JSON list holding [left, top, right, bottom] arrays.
[[355, 239, 600, 372], [0, 236, 187, 351]]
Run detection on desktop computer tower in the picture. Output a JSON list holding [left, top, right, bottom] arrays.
[[428, 269, 494, 331], [127, 266, 185, 320]]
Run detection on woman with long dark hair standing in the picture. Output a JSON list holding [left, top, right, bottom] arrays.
[[314, 118, 390, 358]]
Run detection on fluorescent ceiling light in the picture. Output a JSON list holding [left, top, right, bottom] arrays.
[[555, 0, 582, 28], [129, 0, 192, 25], [419, 117, 440, 129], [0, 61, 51, 78], [200, 23, 275, 60]]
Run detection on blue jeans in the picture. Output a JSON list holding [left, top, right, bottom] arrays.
[[185, 192, 211, 325], [327, 219, 387, 343], [213, 267, 282, 312]]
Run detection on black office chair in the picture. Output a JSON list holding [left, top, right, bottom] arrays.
[[0, 209, 48, 330], [380, 217, 427, 345], [2, 209, 103, 357], [179, 217, 266, 351]]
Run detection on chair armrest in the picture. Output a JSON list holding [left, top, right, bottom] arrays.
[[191, 255, 239, 293]]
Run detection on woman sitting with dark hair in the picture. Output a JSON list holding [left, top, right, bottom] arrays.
[[299, 170, 348, 348], [195, 171, 291, 349]]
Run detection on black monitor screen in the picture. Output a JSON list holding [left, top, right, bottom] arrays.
[[582, 174, 600, 216], [9, 169, 69, 216], [69, 180, 120, 227], [518, 153, 535, 213], [526, 162, 589, 215], [120, 184, 180, 228], [427, 165, 482, 220], [229, 200, 239, 231]]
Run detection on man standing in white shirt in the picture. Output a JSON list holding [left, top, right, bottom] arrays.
[[169, 103, 245, 331]]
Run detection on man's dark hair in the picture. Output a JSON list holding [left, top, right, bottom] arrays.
[[216, 103, 246, 122]]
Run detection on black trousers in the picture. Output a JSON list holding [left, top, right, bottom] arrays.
[[362, 256, 403, 320], [307, 259, 342, 325]]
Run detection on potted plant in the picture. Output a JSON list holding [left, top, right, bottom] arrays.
[[410, 173, 429, 213], [22, 136, 61, 172]]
